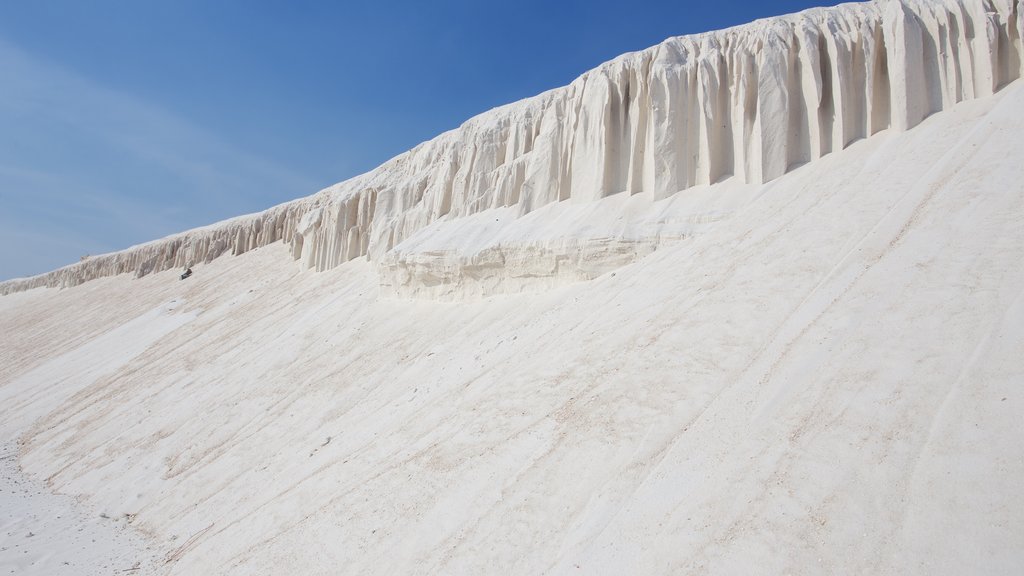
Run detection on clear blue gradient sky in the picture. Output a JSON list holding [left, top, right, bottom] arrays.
[[0, 0, 847, 280]]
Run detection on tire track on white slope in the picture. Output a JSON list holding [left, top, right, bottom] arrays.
[[561, 84, 1020, 571], [664, 88, 1016, 567], [896, 234, 1024, 541], [746, 87, 1015, 421]]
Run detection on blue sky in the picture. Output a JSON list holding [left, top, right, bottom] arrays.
[[0, 0, 846, 280]]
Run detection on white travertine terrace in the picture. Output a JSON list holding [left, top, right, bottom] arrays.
[[2, 0, 1022, 296]]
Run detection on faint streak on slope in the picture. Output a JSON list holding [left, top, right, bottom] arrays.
[[0, 300, 197, 439], [750, 81, 1023, 421]]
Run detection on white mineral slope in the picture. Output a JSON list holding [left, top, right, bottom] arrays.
[[1, 440, 161, 575], [1, 76, 1022, 574], [1, 0, 1021, 296]]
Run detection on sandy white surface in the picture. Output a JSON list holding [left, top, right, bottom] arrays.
[[0, 77, 1021, 574], [0, 442, 158, 575], [1, 0, 1023, 572]]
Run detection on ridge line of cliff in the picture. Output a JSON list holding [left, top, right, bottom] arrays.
[[2, 0, 1021, 295]]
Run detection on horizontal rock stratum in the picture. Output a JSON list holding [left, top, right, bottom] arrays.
[[2, 0, 1022, 298]]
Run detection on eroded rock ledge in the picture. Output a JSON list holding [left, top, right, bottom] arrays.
[[2, 0, 1021, 297]]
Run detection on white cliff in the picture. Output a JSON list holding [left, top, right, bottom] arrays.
[[3, 2, 1024, 574], [2, 0, 1022, 297]]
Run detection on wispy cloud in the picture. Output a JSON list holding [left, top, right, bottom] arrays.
[[0, 37, 319, 280]]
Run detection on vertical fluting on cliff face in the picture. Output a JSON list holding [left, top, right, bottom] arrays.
[[293, 0, 1023, 271], [3, 0, 1021, 295]]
